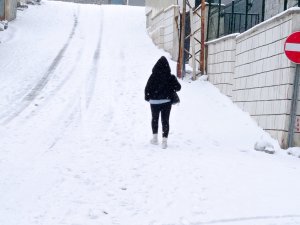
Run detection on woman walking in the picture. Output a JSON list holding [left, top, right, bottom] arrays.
[[144, 56, 181, 149]]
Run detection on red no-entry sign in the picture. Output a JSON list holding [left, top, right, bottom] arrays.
[[284, 32, 300, 64]]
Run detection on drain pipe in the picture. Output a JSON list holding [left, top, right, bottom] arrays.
[[288, 64, 300, 148]]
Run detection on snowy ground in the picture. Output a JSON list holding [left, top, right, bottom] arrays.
[[0, 1, 300, 225]]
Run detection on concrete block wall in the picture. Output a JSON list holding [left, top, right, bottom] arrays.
[[206, 9, 300, 148], [206, 34, 237, 98], [146, 5, 179, 60], [163, 5, 180, 60], [234, 9, 300, 148], [147, 9, 164, 48]]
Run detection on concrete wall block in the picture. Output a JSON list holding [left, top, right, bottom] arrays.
[[281, 53, 291, 68], [230, 61, 235, 73], [241, 65, 246, 78], [254, 48, 261, 61], [287, 84, 294, 99], [220, 41, 225, 52], [164, 33, 172, 43], [248, 49, 255, 62], [266, 29, 273, 45], [263, 88, 269, 100], [207, 64, 212, 74], [261, 45, 269, 59], [236, 43, 241, 55], [270, 86, 278, 100], [277, 115, 286, 130], [272, 70, 280, 85], [259, 115, 267, 128], [164, 24, 173, 35], [268, 42, 276, 57], [294, 133, 300, 147], [283, 85, 290, 99], [282, 100, 290, 115], [252, 35, 259, 49], [265, 71, 273, 86], [254, 101, 260, 115], [252, 102, 257, 115], [259, 59, 265, 74], [258, 32, 266, 47], [263, 58, 270, 72], [286, 68, 295, 84], [234, 66, 240, 78], [236, 91, 242, 102], [274, 40, 282, 55], [259, 73, 267, 87], [235, 55, 241, 67], [210, 44, 215, 55], [254, 75, 260, 88], [281, 20, 290, 38], [272, 25, 281, 43]]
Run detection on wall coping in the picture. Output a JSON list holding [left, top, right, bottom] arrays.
[[146, 8, 152, 16], [237, 7, 300, 40], [150, 9, 164, 20], [206, 33, 239, 45], [164, 4, 179, 13]]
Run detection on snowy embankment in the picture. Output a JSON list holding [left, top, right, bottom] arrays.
[[0, 1, 300, 225]]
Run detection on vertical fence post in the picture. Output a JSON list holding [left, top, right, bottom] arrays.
[[261, 0, 265, 22], [190, 5, 196, 79], [230, 1, 235, 33], [288, 65, 300, 148], [206, 0, 211, 41], [217, 0, 221, 38], [200, 0, 206, 75], [177, 0, 186, 78], [245, 0, 249, 30], [284, 0, 288, 10], [298, 0, 300, 7]]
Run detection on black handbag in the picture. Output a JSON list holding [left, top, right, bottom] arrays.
[[171, 92, 180, 105]]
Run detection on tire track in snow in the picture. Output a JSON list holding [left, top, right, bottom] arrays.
[[46, 9, 104, 149], [1, 10, 79, 125], [85, 8, 104, 109]]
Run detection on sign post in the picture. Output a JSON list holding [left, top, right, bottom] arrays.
[[284, 32, 300, 148]]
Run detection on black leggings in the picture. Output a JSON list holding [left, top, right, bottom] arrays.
[[150, 102, 172, 138]]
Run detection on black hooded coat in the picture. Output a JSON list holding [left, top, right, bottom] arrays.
[[145, 57, 181, 102]]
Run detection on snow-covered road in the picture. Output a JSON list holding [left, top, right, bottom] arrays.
[[0, 2, 300, 225]]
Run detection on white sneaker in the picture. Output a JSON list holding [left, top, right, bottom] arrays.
[[150, 134, 158, 145], [162, 137, 168, 149]]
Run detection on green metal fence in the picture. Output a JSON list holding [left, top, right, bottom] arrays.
[[206, 0, 300, 41]]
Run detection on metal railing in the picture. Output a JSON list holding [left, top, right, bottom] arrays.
[[207, 0, 261, 41], [206, 0, 300, 41]]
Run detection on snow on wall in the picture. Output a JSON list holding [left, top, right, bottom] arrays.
[[206, 34, 237, 98], [206, 9, 300, 148]]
